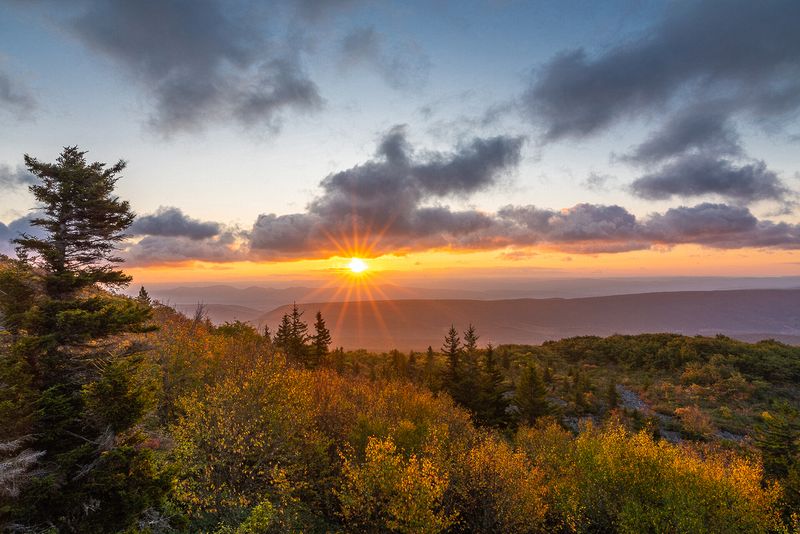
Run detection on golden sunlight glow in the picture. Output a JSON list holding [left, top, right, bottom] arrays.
[[348, 257, 368, 274]]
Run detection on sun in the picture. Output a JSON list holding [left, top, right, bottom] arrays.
[[347, 257, 368, 274]]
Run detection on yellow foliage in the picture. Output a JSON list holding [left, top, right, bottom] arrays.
[[338, 436, 455, 533], [516, 421, 784, 533]]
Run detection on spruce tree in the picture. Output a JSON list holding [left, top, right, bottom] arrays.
[[288, 302, 309, 362], [274, 313, 292, 351], [137, 285, 151, 305], [310, 310, 332, 368], [515, 364, 550, 425], [460, 324, 481, 413], [442, 325, 462, 401], [478, 344, 509, 427], [0, 147, 164, 530]]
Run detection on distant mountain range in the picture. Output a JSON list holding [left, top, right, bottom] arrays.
[[257, 290, 800, 350], [144, 276, 800, 326]]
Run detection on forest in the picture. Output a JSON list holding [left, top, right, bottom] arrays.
[[1, 149, 799, 532]]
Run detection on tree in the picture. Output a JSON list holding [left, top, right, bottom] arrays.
[[137, 285, 152, 305], [477, 344, 509, 427], [0, 147, 164, 530], [515, 365, 549, 425], [463, 324, 479, 354], [441, 326, 462, 401], [14, 146, 134, 297], [274, 313, 293, 351], [288, 302, 309, 362], [310, 310, 332, 368]]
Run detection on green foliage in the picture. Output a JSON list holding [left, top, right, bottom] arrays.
[[0, 147, 164, 532], [515, 364, 550, 425]]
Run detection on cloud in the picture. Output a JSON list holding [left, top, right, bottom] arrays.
[[621, 105, 742, 164], [131, 206, 221, 240], [0, 215, 39, 256], [339, 26, 430, 90], [249, 126, 525, 258], [643, 203, 800, 249], [0, 164, 35, 189], [123, 231, 244, 266], [630, 155, 793, 204], [581, 172, 613, 192], [51, 0, 322, 134], [523, 0, 800, 141], [243, 126, 800, 260], [0, 69, 35, 118]]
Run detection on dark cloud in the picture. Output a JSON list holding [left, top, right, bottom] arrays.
[[130, 206, 221, 240], [249, 126, 524, 258], [339, 26, 430, 90], [0, 164, 35, 189], [524, 0, 800, 141], [244, 126, 800, 260], [123, 231, 243, 266], [622, 105, 741, 164], [57, 0, 322, 134], [0, 69, 35, 118], [643, 203, 800, 249], [630, 155, 792, 204]]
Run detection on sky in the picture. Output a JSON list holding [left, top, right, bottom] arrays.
[[0, 0, 799, 286]]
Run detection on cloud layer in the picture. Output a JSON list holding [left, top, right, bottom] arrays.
[[249, 126, 524, 258], [61, 0, 322, 134], [524, 0, 800, 142]]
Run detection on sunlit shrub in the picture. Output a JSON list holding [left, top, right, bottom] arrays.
[[516, 421, 783, 533], [338, 436, 454, 533]]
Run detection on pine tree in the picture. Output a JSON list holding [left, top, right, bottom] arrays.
[[424, 346, 438, 391], [407, 351, 418, 380], [0, 147, 164, 530], [477, 344, 509, 427], [288, 302, 309, 361], [274, 313, 292, 351], [460, 324, 481, 413], [515, 364, 549, 425], [463, 323, 479, 354], [442, 325, 462, 401], [137, 285, 151, 305], [310, 310, 332, 368]]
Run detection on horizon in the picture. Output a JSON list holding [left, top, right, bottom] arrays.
[[1, 0, 799, 287]]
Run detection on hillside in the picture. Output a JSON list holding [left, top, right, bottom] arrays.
[[258, 289, 800, 350]]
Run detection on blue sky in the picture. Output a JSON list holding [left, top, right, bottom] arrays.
[[0, 0, 798, 275]]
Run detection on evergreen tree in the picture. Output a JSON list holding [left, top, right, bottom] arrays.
[[407, 351, 418, 380], [477, 344, 509, 427], [0, 147, 165, 530], [423, 346, 438, 391], [442, 325, 462, 400], [137, 285, 151, 305], [274, 313, 292, 351], [310, 310, 332, 368], [463, 323, 479, 354], [287, 302, 309, 361], [515, 364, 550, 425], [460, 324, 481, 413]]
